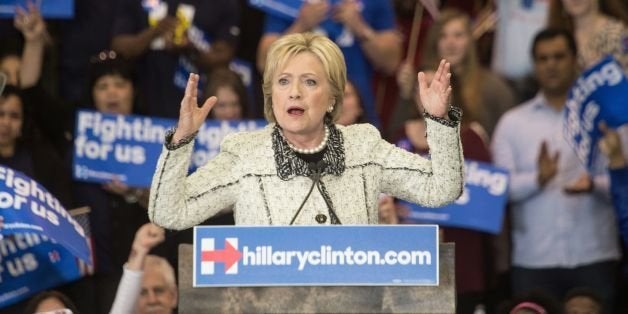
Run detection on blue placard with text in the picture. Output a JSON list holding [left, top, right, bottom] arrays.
[[399, 161, 509, 234], [0, 234, 88, 308], [72, 110, 266, 188], [563, 55, 628, 170], [0, 166, 92, 308], [0, 166, 90, 263], [0, 0, 74, 18], [193, 225, 438, 287]]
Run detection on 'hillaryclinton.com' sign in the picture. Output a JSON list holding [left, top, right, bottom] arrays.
[[193, 225, 438, 287]]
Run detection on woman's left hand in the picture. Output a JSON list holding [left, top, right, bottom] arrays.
[[417, 59, 452, 118]]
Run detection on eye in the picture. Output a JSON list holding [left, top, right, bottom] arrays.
[[305, 79, 317, 86], [278, 78, 289, 85]]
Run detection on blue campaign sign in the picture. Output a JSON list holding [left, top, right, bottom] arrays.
[[0, 233, 88, 308], [563, 55, 628, 170], [72, 110, 266, 188], [0, 166, 91, 264], [399, 161, 509, 234], [193, 225, 438, 287], [0, 0, 74, 18]]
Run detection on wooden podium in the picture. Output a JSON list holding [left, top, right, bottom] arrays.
[[177, 243, 455, 313]]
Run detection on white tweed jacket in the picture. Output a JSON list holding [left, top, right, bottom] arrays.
[[148, 119, 464, 229]]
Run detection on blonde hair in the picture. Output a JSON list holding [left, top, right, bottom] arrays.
[[262, 33, 347, 123], [145, 255, 176, 289], [421, 9, 482, 122]]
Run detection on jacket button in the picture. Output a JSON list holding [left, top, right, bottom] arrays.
[[315, 214, 327, 224]]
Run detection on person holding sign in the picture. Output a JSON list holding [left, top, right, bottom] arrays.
[[492, 28, 620, 310], [393, 67, 498, 313], [149, 32, 463, 228]]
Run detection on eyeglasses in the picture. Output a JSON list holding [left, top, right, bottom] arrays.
[[89, 50, 118, 64], [34, 309, 73, 314]]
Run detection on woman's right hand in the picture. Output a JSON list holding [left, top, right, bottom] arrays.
[[172, 73, 217, 143]]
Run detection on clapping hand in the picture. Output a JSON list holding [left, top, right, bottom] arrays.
[[172, 74, 218, 143], [417, 59, 452, 118], [378, 195, 398, 224], [396, 61, 416, 100], [333, 0, 362, 31], [537, 141, 559, 187], [295, 0, 329, 32], [564, 173, 593, 194]]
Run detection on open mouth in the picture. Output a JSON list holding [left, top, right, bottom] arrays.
[[287, 106, 305, 116]]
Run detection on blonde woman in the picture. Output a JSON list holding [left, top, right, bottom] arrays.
[[149, 33, 464, 228]]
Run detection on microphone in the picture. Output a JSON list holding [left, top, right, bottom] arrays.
[[289, 161, 326, 225]]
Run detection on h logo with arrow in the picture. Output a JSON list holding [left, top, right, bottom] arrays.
[[200, 238, 242, 275]]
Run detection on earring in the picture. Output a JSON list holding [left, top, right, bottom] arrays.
[[327, 102, 334, 113]]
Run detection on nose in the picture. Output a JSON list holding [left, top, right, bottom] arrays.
[[289, 81, 301, 100], [146, 290, 158, 303]]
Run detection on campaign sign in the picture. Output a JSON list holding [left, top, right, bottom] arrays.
[[0, 166, 90, 264], [72, 110, 266, 188], [563, 55, 628, 170], [399, 161, 509, 234], [193, 225, 438, 287], [0, 0, 74, 18], [0, 233, 87, 308]]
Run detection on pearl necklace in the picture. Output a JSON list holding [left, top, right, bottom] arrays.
[[282, 125, 330, 154]]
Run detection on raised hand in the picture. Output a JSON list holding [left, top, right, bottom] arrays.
[[14, 1, 47, 42], [172, 73, 217, 143], [132, 223, 165, 254], [418, 59, 452, 118], [127, 223, 165, 270], [537, 141, 559, 187]]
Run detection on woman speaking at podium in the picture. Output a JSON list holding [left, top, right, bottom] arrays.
[[148, 33, 463, 228]]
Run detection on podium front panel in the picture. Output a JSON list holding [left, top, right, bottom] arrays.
[[178, 243, 455, 313]]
